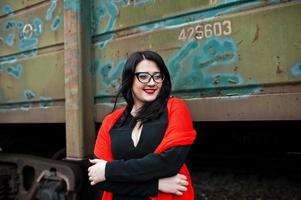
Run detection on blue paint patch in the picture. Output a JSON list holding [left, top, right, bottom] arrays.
[[33, 17, 43, 36], [7, 64, 23, 79], [291, 62, 301, 76], [64, 0, 80, 12], [113, 0, 130, 7], [39, 96, 54, 107], [199, 38, 238, 67], [5, 33, 15, 47], [167, 38, 260, 96], [3, 20, 16, 31], [93, 0, 118, 34], [18, 38, 39, 51], [24, 89, 36, 100], [132, 0, 155, 7], [46, 0, 57, 21], [96, 58, 125, 95], [0, 64, 3, 73], [2, 4, 13, 15], [51, 16, 62, 31], [16, 20, 24, 29]]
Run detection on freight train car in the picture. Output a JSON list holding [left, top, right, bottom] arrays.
[[0, 0, 301, 199]]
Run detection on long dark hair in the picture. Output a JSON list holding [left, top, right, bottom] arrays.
[[113, 50, 172, 126]]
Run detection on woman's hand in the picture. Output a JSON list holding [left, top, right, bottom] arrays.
[[88, 159, 107, 185], [158, 174, 189, 195]]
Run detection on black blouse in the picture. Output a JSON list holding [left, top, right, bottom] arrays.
[[94, 109, 190, 200]]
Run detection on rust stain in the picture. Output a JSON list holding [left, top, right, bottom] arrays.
[[276, 56, 283, 74], [252, 24, 260, 43], [276, 65, 283, 74]]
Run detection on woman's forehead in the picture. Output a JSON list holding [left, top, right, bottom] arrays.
[[135, 60, 160, 72]]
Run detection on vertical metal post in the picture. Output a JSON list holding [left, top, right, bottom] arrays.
[[64, 0, 95, 159]]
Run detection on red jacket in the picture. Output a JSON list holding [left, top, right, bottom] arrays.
[[94, 97, 197, 200]]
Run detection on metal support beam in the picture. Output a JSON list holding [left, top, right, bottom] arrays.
[[64, 0, 95, 159]]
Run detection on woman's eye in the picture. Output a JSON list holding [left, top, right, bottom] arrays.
[[154, 75, 162, 80], [139, 75, 149, 80]]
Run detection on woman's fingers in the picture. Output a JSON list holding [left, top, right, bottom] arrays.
[[181, 180, 189, 186], [178, 185, 187, 192], [178, 174, 187, 180], [89, 159, 98, 164], [176, 190, 183, 196]]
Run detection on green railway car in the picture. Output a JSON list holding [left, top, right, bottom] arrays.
[[0, 0, 301, 199]]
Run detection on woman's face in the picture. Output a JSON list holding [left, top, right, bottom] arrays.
[[132, 59, 163, 108]]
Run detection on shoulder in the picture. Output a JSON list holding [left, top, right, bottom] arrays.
[[167, 97, 187, 109], [102, 107, 125, 124]]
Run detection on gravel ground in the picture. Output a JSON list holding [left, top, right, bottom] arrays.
[[191, 171, 301, 200]]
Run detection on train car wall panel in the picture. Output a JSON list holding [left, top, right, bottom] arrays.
[[0, 0, 65, 123], [93, 1, 301, 121], [0, 0, 64, 56], [91, 0, 283, 36], [0, 0, 47, 17], [0, 51, 64, 104]]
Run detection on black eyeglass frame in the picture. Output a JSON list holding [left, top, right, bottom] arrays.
[[134, 72, 165, 84]]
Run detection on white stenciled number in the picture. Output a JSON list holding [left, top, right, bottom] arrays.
[[22, 24, 34, 39], [178, 19, 232, 41], [213, 22, 222, 36], [204, 24, 213, 38], [195, 25, 203, 40], [187, 27, 194, 40], [222, 20, 232, 35], [178, 28, 187, 41]]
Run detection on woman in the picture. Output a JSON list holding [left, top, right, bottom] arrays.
[[88, 51, 196, 200]]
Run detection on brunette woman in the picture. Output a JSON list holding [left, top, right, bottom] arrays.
[[88, 51, 196, 200]]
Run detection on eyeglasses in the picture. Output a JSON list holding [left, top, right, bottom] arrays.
[[134, 72, 165, 84]]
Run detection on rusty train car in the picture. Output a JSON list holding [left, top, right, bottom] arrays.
[[0, 0, 301, 199]]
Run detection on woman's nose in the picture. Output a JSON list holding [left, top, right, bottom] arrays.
[[147, 77, 156, 86]]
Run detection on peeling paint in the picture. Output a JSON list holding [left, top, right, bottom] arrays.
[[0, 55, 17, 64], [5, 33, 15, 46], [3, 20, 16, 31], [46, 0, 57, 21], [51, 16, 62, 31], [96, 58, 125, 95], [97, 33, 114, 49], [18, 38, 39, 51], [2, 4, 13, 15], [94, 0, 119, 34], [7, 64, 23, 79], [132, 0, 155, 7], [113, 0, 155, 7], [291, 62, 301, 76], [33, 17, 43, 37], [16, 20, 24, 29], [20, 102, 32, 111], [24, 89, 36, 100], [167, 38, 260, 96], [39, 96, 54, 108]]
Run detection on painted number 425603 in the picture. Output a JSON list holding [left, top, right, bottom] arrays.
[[178, 20, 232, 41]]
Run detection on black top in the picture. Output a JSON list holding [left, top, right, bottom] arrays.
[[94, 109, 190, 200]]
